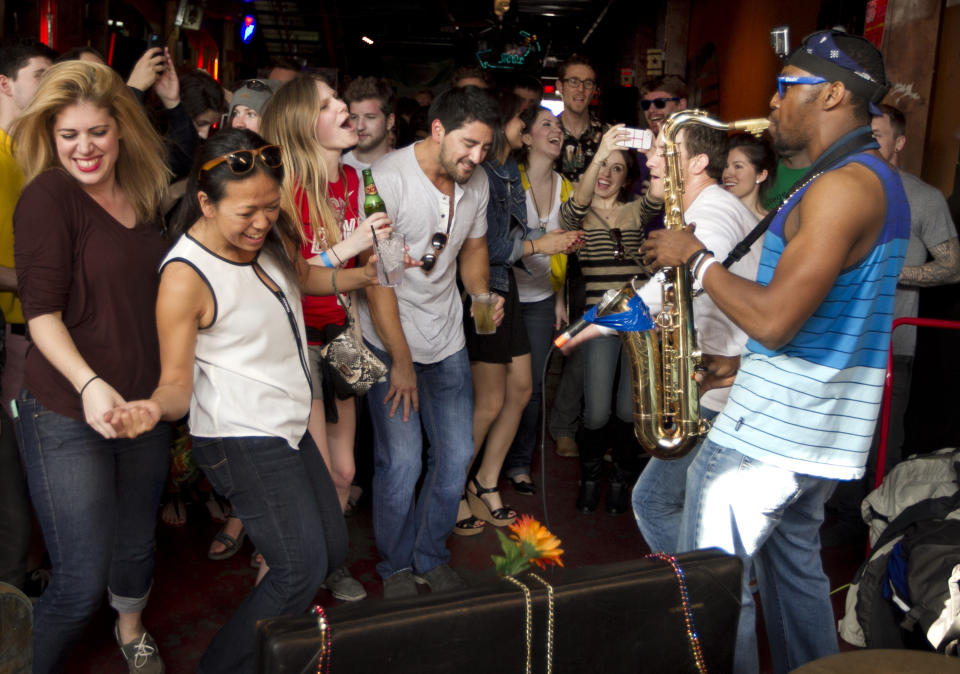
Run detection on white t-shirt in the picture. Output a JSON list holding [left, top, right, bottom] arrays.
[[357, 143, 489, 364], [341, 149, 371, 173], [515, 172, 563, 303], [638, 183, 761, 412]]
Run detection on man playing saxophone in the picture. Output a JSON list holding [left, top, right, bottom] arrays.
[[640, 30, 908, 673]]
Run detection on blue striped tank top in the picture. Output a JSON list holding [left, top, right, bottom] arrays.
[[708, 153, 909, 480]]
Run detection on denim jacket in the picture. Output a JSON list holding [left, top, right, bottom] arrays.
[[481, 158, 527, 292]]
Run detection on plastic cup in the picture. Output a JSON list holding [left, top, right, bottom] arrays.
[[375, 232, 405, 288], [471, 293, 497, 335]]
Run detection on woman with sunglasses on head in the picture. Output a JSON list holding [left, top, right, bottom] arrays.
[[501, 104, 582, 496], [106, 128, 389, 674], [722, 134, 776, 220], [456, 91, 581, 535], [259, 75, 390, 600], [228, 78, 278, 134], [11, 60, 173, 674], [559, 123, 662, 515]]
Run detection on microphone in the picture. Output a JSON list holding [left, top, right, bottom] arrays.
[[553, 288, 618, 348]]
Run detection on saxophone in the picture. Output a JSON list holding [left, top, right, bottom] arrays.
[[595, 110, 769, 460]]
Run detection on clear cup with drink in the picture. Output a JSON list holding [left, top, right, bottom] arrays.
[[471, 292, 498, 335], [374, 232, 405, 288]]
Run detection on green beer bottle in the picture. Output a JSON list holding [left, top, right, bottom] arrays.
[[362, 168, 386, 216]]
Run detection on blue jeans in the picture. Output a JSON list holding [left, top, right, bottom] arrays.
[[582, 334, 632, 430], [677, 438, 839, 674], [17, 391, 170, 674], [504, 296, 555, 477], [192, 433, 346, 674], [365, 343, 474, 579], [631, 408, 718, 554]]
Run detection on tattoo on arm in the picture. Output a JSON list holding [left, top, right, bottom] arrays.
[[899, 238, 960, 287]]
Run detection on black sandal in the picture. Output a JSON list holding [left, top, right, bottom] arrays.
[[453, 495, 485, 536], [466, 476, 517, 527]]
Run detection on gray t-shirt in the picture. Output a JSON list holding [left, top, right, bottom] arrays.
[[357, 143, 489, 364], [341, 150, 371, 173], [893, 171, 958, 355]]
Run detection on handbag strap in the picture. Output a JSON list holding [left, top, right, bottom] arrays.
[[329, 267, 352, 325]]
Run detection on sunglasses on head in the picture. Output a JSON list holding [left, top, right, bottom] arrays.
[[420, 232, 448, 272], [610, 228, 625, 261], [640, 97, 681, 111], [240, 79, 272, 92], [776, 75, 828, 99], [198, 145, 283, 179]]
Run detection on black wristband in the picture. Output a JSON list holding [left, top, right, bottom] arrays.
[[79, 375, 101, 397], [685, 247, 709, 268]]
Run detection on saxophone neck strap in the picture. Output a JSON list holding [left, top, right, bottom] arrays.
[[722, 126, 878, 268]]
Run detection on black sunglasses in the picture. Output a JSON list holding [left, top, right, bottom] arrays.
[[198, 145, 283, 179], [640, 97, 681, 111], [420, 232, 448, 272], [239, 79, 273, 93], [610, 228, 625, 261]]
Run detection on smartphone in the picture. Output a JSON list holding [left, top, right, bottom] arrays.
[[616, 127, 654, 151]]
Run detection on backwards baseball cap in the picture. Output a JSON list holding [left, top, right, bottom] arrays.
[[786, 30, 889, 115], [229, 79, 281, 117]]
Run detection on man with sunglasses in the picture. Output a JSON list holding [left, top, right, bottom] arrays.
[[356, 87, 504, 599], [640, 30, 909, 672], [639, 74, 687, 136]]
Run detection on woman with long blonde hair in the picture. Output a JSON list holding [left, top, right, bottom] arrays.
[[260, 74, 390, 601], [11, 60, 171, 673]]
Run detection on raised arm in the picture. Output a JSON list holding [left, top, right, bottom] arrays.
[[569, 124, 629, 208]]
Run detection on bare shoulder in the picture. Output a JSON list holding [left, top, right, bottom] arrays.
[[793, 157, 888, 265], [159, 260, 212, 322], [800, 162, 884, 217]]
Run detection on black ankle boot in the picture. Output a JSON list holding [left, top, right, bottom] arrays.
[[576, 426, 607, 514], [605, 477, 630, 515], [577, 479, 600, 513]]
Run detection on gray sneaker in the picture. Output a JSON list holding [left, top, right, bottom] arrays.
[[414, 564, 466, 593], [322, 565, 367, 602], [382, 570, 418, 599], [114, 622, 165, 674]]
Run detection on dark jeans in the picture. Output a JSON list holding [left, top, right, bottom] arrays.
[[0, 407, 30, 590], [17, 391, 170, 674], [192, 433, 347, 674], [504, 296, 555, 477]]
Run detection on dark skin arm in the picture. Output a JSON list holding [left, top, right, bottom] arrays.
[[641, 160, 887, 350]]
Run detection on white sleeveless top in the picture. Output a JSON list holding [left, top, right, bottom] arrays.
[[162, 234, 312, 450]]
